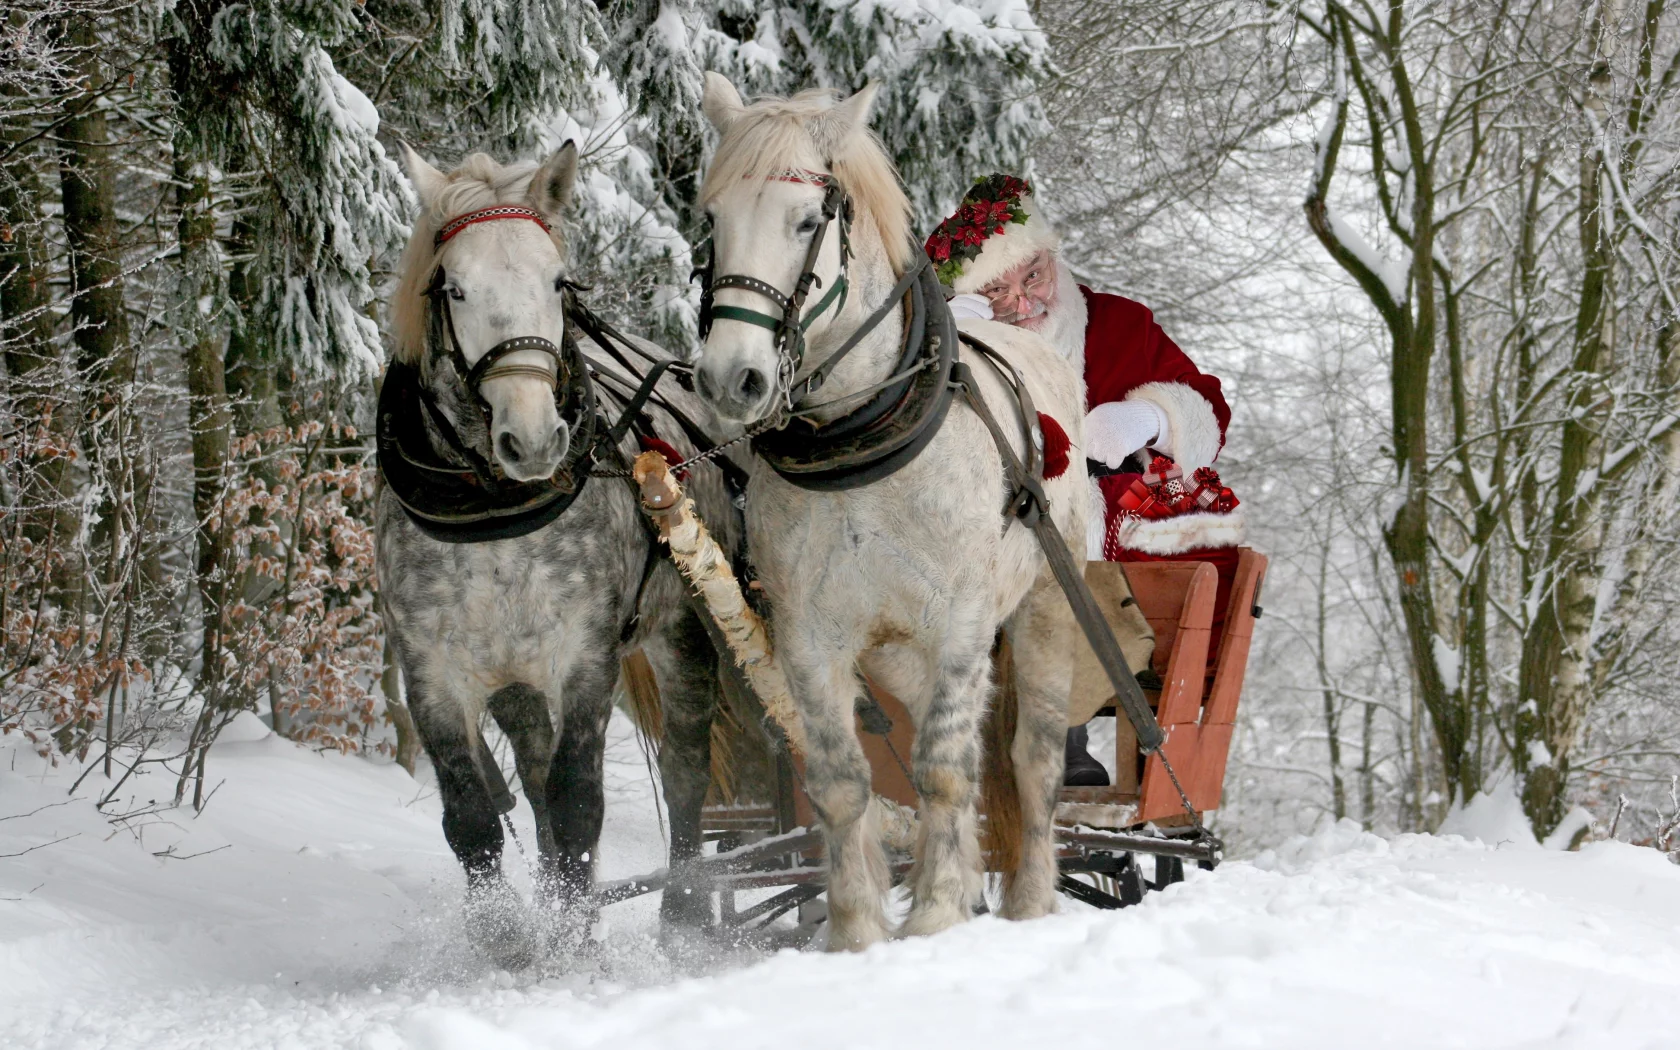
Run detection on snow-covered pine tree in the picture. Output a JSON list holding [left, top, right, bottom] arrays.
[[602, 0, 1053, 237], [163, 0, 411, 378]]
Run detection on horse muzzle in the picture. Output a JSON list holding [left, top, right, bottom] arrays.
[[696, 353, 776, 423], [492, 417, 569, 482]]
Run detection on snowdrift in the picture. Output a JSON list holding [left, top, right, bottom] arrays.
[[3, 714, 1677, 1050]]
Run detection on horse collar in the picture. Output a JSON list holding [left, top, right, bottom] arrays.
[[750, 252, 957, 491], [377, 357, 598, 543]]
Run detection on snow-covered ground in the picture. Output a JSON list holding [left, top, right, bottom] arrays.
[[3, 714, 1678, 1050]]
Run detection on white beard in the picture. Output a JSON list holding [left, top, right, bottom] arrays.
[[1023, 261, 1087, 378]]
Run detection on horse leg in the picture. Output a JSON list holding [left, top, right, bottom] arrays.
[[899, 631, 991, 938], [999, 568, 1076, 920], [541, 650, 618, 943], [787, 650, 890, 951], [486, 683, 557, 861], [407, 677, 534, 968], [642, 604, 721, 931]]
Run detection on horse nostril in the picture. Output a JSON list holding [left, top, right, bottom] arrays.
[[734, 366, 768, 403], [496, 431, 522, 463], [696, 366, 720, 403]]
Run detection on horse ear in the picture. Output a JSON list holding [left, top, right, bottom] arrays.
[[702, 71, 745, 131], [528, 140, 578, 225], [809, 82, 881, 157], [831, 81, 881, 132], [401, 142, 447, 205]]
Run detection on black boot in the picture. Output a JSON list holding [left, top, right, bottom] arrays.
[[1063, 723, 1110, 787]]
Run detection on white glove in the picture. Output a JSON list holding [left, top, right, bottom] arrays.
[[1085, 399, 1170, 468], [947, 293, 993, 321]]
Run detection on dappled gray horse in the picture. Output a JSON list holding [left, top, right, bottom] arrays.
[[376, 144, 736, 965]]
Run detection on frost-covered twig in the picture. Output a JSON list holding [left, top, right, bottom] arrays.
[[1608, 794, 1629, 840], [1655, 776, 1680, 855]]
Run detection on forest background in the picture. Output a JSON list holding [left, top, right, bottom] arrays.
[[2, 0, 1677, 849]]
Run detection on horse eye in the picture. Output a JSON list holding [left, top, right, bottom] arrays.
[[447, 285, 465, 301], [796, 217, 820, 235]]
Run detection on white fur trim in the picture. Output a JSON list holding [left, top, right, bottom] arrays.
[[947, 293, 993, 320], [1124, 380, 1223, 471], [1043, 264, 1087, 377], [1086, 474, 1107, 560], [950, 195, 1061, 294], [1108, 504, 1247, 556]]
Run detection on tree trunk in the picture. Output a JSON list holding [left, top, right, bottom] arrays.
[[1359, 700, 1375, 830], [56, 20, 133, 430], [173, 144, 230, 703], [1515, 10, 1618, 838], [1315, 542, 1346, 820], [2, 93, 74, 555], [55, 17, 169, 674], [225, 209, 282, 436]]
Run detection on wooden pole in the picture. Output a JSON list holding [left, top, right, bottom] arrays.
[[631, 451, 806, 754]]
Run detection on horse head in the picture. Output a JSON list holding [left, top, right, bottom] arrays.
[[395, 143, 580, 482], [693, 73, 912, 424]]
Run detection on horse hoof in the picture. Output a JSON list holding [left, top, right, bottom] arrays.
[[463, 880, 537, 971], [824, 911, 892, 952], [896, 900, 970, 939], [658, 884, 715, 931]]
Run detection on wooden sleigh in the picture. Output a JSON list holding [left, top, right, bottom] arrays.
[[635, 550, 1267, 930], [595, 455, 1265, 934]]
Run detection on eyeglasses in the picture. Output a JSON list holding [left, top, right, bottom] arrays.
[[980, 252, 1056, 302]]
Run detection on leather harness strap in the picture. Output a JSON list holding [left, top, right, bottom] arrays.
[[949, 333, 1218, 849]]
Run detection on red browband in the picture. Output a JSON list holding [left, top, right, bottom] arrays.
[[434, 205, 552, 246], [751, 168, 834, 186]]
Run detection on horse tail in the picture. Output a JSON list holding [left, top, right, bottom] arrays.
[[620, 650, 664, 742], [979, 635, 1023, 876], [619, 648, 740, 803]]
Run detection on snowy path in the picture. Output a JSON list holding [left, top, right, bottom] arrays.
[[3, 715, 1678, 1049]]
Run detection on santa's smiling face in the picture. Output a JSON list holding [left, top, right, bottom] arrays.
[[979, 249, 1059, 331]]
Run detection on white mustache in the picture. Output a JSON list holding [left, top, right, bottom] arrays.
[[995, 299, 1049, 324]]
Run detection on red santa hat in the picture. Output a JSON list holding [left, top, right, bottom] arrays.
[[924, 174, 1061, 295]]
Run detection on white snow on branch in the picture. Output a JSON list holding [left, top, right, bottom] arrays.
[[1327, 207, 1410, 305], [1432, 633, 1461, 688]]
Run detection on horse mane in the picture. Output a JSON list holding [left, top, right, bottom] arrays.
[[700, 88, 913, 274], [389, 153, 568, 366]]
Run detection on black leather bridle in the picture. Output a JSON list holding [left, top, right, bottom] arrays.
[[420, 204, 593, 489], [694, 168, 953, 489], [694, 169, 855, 411]]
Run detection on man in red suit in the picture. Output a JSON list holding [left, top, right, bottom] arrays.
[[926, 174, 1242, 785]]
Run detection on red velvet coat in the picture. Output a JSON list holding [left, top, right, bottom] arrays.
[[1081, 287, 1229, 428], [1082, 287, 1240, 630]]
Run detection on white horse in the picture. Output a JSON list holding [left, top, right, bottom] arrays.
[[693, 73, 1086, 949]]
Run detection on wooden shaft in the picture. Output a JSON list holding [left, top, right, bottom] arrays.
[[632, 451, 806, 754]]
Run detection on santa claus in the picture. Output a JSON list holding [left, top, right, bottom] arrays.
[[925, 174, 1244, 786]]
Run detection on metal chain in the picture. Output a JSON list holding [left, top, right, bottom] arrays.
[[1152, 744, 1221, 852], [587, 414, 779, 479]]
